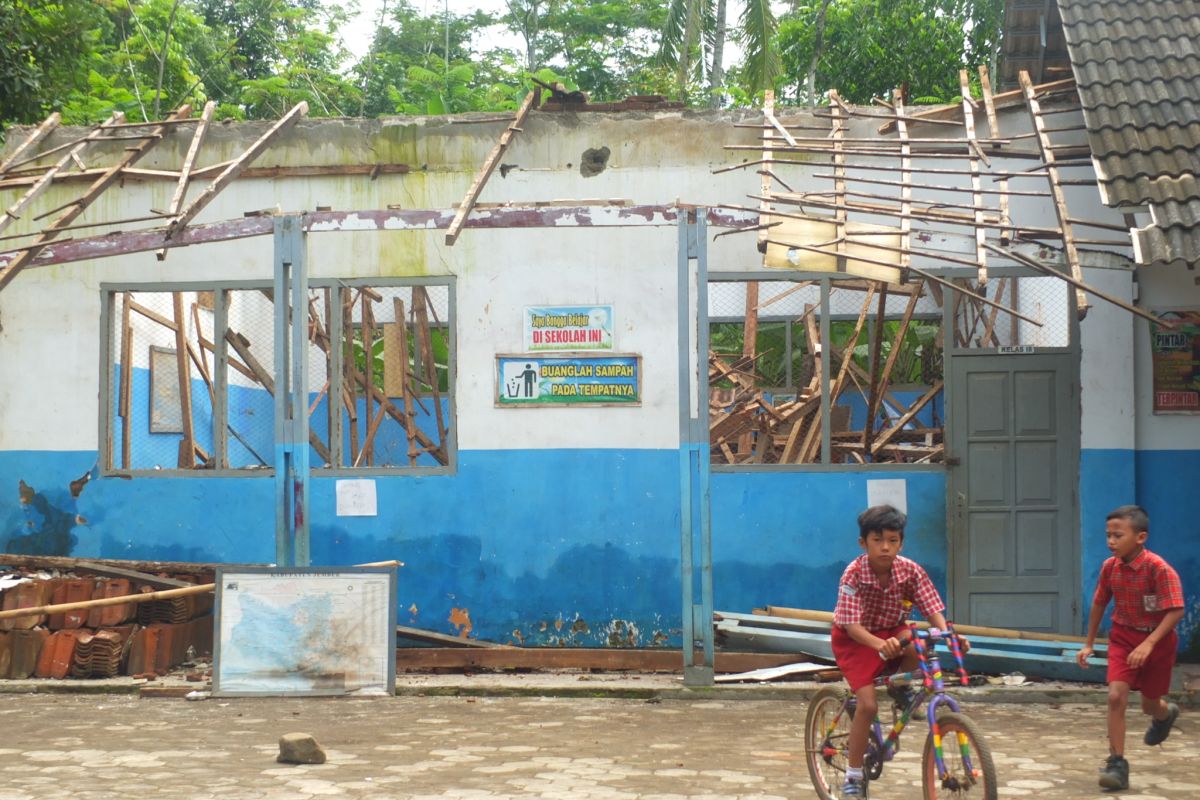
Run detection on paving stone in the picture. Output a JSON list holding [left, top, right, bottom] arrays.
[[0, 693, 1194, 797]]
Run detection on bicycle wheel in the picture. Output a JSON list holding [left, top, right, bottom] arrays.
[[921, 711, 997, 800], [805, 686, 853, 800]]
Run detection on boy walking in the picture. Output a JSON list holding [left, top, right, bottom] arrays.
[[1077, 504, 1184, 791], [832, 504, 952, 798]]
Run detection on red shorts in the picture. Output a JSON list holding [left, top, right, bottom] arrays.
[[832, 623, 909, 692], [1106, 622, 1178, 699]]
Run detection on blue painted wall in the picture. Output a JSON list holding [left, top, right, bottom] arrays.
[[1079, 447, 1200, 657], [1, 448, 950, 646], [1135, 449, 1200, 658], [712, 469, 949, 614]]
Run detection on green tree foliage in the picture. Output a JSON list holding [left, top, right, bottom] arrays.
[[658, 0, 779, 103], [1, 0, 1009, 131], [537, 0, 672, 102], [0, 0, 114, 124], [777, 0, 1003, 105]]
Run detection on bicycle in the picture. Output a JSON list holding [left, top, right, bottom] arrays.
[[804, 623, 997, 800]]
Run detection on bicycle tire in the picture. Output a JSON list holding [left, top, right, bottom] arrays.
[[805, 686, 853, 800], [921, 711, 997, 800]]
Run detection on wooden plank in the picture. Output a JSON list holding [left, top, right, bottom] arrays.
[[0, 108, 193, 292], [1019, 71, 1089, 317], [172, 292, 196, 468], [876, 77, 1077, 134], [393, 298, 417, 466], [224, 328, 333, 464], [361, 293, 376, 467], [74, 561, 191, 590], [157, 101, 216, 261], [870, 381, 943, 454], [984, 243, 1166, 327], [979, 66, 1011, 240], [0, 112, 125, 238], [119, 293, 133, 469], [862, 284, 889, 453], [758, 89, 776, 254], [959, 71, 988, 284], [413, 287, 448, 445], [829, 90, 848, 273], [396, 625, 516, 649], [868, 282, 923, 437], [0, 113, 61, 177], [163, 102, 308, 244], [445, 88, 539, 245], [738, 282, 760, 456], [394, 647, 821, 674], [0, 553, 233, 576]]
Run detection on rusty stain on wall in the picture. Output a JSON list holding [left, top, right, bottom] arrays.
[[448, 607, 473, 638]]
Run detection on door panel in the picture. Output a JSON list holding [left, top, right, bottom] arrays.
[[949, 353, 1079, 634]]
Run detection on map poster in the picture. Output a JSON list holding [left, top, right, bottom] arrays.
[[496, 353, 640, 406], [213, 567, 397, 697], [1150, 310, 1200, 414], [524, 305, 614, 351]]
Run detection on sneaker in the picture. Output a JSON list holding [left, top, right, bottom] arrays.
[[841, 776, 868, 797], [1144, 702, 1180, 746], [1098, 755, 1129, 790], [886, 682, 926, 721]]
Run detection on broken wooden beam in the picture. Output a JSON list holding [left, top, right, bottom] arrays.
[[445, 87, 540, 246]]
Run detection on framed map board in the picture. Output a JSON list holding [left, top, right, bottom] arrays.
[[213, 566, 397, 697]]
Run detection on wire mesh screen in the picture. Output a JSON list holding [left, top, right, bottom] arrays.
[[108, 290, 217, 471], [708, 279, 944, 465], [950, 275, 1071, 349], [338, 284, 451, 469], [224, 289, 277, 470]]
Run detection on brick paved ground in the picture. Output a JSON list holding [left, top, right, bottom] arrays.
[[0, 690, 1195, 799]]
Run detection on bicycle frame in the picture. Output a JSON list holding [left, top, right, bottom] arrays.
[[828, 623, 980, 786]]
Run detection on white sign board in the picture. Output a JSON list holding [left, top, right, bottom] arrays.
[[866, 478, 908, 514], [213, 567, 396, 696], [336, 479, 378, 516]]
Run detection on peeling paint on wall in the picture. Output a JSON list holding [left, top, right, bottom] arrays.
[[448, 606, 473, 638], [6, 480, 79, 556]]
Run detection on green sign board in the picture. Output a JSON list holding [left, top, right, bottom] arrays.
[[497, 354, 640, 406]]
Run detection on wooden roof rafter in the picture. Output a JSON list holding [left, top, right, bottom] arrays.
[[0, 113, 61, 178], [0, 106, 194, 292], [445, 87, 541, 246], [161, 101, 309, 246], [0, 112, 127, 238], [157, 100, 217, 261]]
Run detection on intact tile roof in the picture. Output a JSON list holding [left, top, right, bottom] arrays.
[[1057, 0, 1200, 266]]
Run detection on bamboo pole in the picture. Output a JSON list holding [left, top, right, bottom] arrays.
[[0, 560, 404, 621]]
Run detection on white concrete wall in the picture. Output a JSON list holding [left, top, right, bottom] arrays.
[[1079, 267, 1136, 450], [0, 105, 1142, 456]]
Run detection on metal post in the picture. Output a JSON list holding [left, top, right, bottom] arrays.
[[820, 277, 832, 463], [273, 214, 310, 567], [678, 209, 714, 686]]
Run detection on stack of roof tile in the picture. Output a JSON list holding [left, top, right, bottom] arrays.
[[71, 629, 129, 678]]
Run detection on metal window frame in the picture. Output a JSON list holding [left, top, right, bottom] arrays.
[[98, 276, 457, 479]]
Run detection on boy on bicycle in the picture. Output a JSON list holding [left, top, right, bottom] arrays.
[[832, 504, 953, 798], [1076, 504, 1184, 791]]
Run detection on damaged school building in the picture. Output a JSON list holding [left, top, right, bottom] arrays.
[[0, 0, 1197, 682]]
